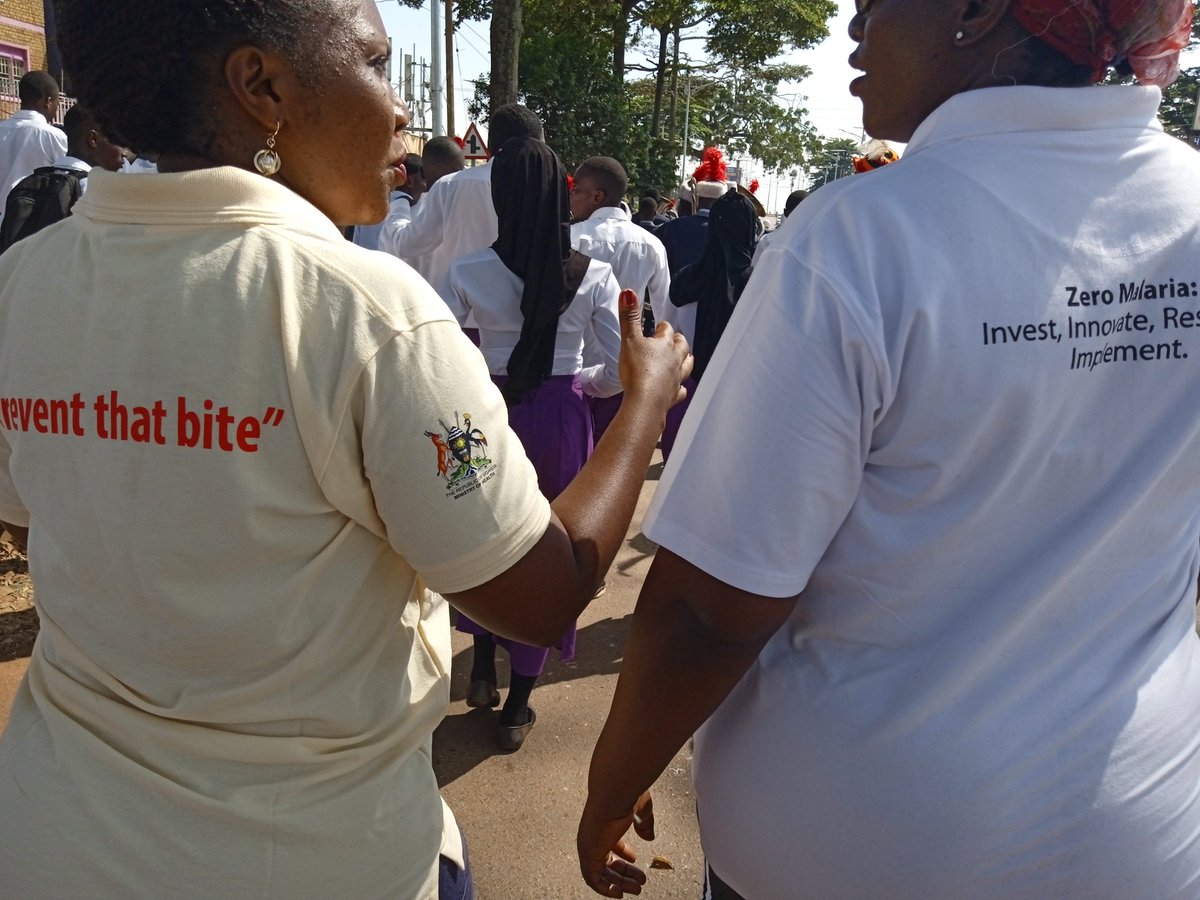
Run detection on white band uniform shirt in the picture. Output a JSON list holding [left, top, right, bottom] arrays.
[[0, 167, 551, 899], [645, 85, 1200, 898], [47, 153, 92, 194], [750, 226, 779, 265], [570, 205, 670, 311], [379, 160, 496, 299], [0, 109, 68, 216], [445, 248, 624, 397], [353, 188, 410, 252]]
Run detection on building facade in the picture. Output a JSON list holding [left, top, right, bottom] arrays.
[[0, 0, 64, 121]]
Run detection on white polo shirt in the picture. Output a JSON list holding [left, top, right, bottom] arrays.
[[446, 248, 623, 397], [0, 166, 550, 898], [646, 85, 1200, 897]]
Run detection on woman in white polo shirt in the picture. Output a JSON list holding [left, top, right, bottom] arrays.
[[0, 1, 689, 898], [578, 0, 1200, 898]]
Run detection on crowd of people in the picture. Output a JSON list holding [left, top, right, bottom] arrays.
[[2, 0, 1200, 897]]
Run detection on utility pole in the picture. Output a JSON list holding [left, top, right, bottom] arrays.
[[680, 69, 692, 186], [1192, 84, 1200, 150], [445, 0, 456, 137], [430, 0, 445, 136]]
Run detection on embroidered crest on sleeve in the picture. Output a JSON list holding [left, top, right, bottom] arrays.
[[425, 412, 497, 498]]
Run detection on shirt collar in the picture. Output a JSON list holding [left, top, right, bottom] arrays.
[[587, 205, 631, 223], [696, 208, 711, 218], [906, 84, 1163, 157], [9, 110, 47, 124], [53, 155, 92, 173], [75, 165, 343, 241]]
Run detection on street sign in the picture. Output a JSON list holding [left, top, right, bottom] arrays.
[[462, 122, 488, 160]]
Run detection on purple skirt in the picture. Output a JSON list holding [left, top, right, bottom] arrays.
[[455, 374, 592, 676], [659, 376, 697, 463], [589, 393, 623, 445]]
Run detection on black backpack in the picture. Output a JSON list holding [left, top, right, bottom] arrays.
[[0, 165, 86, 253]]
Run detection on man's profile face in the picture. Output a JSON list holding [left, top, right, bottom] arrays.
[[406, 165, 427, 199], [570, 172, 604, 222]]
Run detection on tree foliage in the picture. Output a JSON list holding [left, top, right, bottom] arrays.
[[1159, 66, 1200, 141], [464, 0, 839, 197]]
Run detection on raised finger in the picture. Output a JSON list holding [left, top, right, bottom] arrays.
[[618, 290, 642, 338]]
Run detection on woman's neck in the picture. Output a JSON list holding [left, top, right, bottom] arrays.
[[156, 153, 245, 175]]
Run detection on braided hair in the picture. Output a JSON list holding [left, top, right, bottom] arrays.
[[56, 0, 354, 156]]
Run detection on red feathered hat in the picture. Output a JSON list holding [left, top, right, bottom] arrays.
[[693, 147, 728, 199]]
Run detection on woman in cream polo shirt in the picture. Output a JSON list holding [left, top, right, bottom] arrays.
[[0, 1, 689, 898]]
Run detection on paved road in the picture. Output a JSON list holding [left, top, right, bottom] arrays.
[[0, 454, 705, 900], [436, 454, 704, 899]]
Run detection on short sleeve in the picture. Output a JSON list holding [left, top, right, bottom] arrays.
[[357, 320, 551, 594], [0, 424, 28, 526], [643, 248, 884, 598]]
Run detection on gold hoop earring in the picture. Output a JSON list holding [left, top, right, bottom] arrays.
[[254, 122, 282, 176]]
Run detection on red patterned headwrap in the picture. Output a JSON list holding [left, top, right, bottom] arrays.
[[1012, 0, 1194, 87]]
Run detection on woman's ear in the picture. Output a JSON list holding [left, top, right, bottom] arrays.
[[954, 0, 1013, 45], [222, 45, 292, 134]]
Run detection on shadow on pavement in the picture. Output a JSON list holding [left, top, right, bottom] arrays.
[[446, 612, 633, 703], [434, 613, 635, 786], [0, 609, 37, 663], [616, 532, 657, 576], [431, 706, 508, 788]]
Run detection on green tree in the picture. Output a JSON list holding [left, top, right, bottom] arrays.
[[1158, 67, 1200, 141], [465, 0, 839, 197], [807, 136, 858, 187], [1105, 5, 1200, 145]]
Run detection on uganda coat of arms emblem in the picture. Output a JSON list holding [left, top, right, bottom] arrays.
[[425, 412, 497, 498]]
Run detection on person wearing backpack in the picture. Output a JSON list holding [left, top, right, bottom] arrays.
[[0, 105, 124, 252], [0, 72, 67, 198]]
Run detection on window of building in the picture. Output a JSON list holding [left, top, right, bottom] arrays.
[[0, 45, 29, 102]]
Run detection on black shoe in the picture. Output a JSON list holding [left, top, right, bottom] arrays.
[[497, 707, 536, 752], [466, 679, 500, 708]]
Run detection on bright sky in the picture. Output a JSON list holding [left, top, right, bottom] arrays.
[[375, 0, 1200, 210]]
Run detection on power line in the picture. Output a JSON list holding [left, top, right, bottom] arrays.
[[456, 20, 490, 58]]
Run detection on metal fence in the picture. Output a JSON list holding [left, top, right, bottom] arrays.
[[0, 94, 77, 124]]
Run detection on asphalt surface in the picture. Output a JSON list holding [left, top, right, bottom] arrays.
[[0, 452, 704, 900]]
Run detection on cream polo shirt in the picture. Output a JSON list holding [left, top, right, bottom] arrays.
[[647, 85, 1200, 897], [0, 166, 550, 899]]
